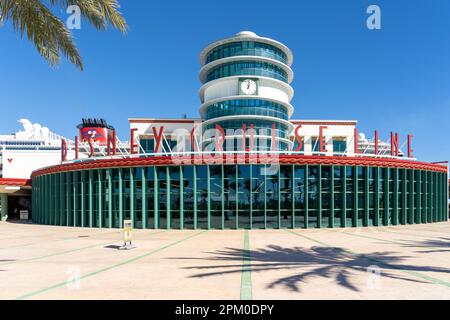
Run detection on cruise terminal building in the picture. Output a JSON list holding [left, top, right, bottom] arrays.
[[29, 32, 449, 230]]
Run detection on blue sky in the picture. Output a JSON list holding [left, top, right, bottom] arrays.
[[1, 0, 449, 163]]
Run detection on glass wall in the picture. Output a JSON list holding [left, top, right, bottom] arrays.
[[205, 41, 288, 65], [205, 61, 288, 83], [32, 164, 449, 230], [204, 99, 289, 121]]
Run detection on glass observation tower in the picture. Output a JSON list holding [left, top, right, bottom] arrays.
[[198, 31, 295, 151]]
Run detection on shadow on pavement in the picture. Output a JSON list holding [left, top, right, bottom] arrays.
[[402, 237, 450, 253], [168, 245, 450, 292]]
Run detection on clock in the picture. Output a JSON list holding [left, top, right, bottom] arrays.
[[240, 79, 258, 95]]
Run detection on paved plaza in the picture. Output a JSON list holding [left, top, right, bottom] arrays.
[[1, 221, 450, 300]]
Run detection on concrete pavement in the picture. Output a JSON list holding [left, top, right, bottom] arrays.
[[1, 221, 450, 299]]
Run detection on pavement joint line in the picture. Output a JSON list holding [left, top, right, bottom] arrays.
[[240, 230, 252, 300], [333, 230, 408, 245], [285, 229, 450, 290], [0, 229, 121, 247], [386, 225, 450, 235], [0, 231, 167, 266], [369, 227, 450, 240], [14, 230, 207, 300]]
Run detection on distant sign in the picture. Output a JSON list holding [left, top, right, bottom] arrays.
[[20, 210, 29, 220], [123, 220, 132, 244]]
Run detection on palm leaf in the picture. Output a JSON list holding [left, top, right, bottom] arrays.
[[0, 0, 128, 70]]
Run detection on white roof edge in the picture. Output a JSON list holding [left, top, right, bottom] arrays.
[[199, 31, 294, 66]]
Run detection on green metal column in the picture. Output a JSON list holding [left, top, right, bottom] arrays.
[[402, 169, 407, 225], [130, 168, 135, 227], [38, 177, 41, 224], [446, 172, 449, 221], [66, 172, 71, 226], [60, 173, 65, 226], [438, 173, 442, 221], [318, 165, 322, 228], [107, 169, 112, 228], [235, 165, 239, 229], [52, 174, 57, 225], [426, 171, 433, 223], [192, 166, 196, 229], [37, 178, 40, 223], [154, 167, 159, 229], [417, 171, 422, 224], [434, 172, 438, 222], [436, 172, 442, 222], [48, 175, 52, 225], [422, 171, 427, 223], [304, 165, 309, 229], [441, 173, 445, 221], [330, 165, 335, 228], [443, 173, 448, 221], [118, 168, 123, 228], [374, 167, 380, 226], [353, 167, 358, 227], [364, 167, 370, 227], [166, 167, 171, 229], [98, 170, 103, 228], [441, 173, 448, 221], [206, 165, 210, 230], [73, 172, 78, 227], [249, 164, 253, 229], [440, 173, 443, 221], [264, 169, 267, 229], [0, 193, 8, 222], [89, 170, 93, 228], [221, 165, 225, 230], [179, 166, 184, 229], [384, 168, 389, 226], [278, 166, 281, 229], [41, 176, 45, 224], [43, 176, 46, 224], [409, 170, 414, 224], [291, 164, 295, 229], [80, 171, 86, 227], [342, 166, 347, 227], [393, 168, 399, 225], [432, 171, 435, 222], [34, 178, 38, 223], [142, 167, 147, 229]]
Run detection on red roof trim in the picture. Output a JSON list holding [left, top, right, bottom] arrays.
[[31, 155, 448, 178], [0, 178, 31, 186]]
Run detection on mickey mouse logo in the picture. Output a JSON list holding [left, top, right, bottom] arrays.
[[87, 130, 97, 139], [7, 158, 13, 163]]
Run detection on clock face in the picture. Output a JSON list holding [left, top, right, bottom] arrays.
[[240, 79, 257, 95]]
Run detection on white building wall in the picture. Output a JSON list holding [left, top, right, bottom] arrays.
[[201, 77, 292, 107], [291, 121, 357, 156], [129, 120, 198, 137], [1, 150, 75, 179]]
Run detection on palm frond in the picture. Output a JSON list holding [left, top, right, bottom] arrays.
[[50, 0, 128, 33], [1, 0, 83, 69], [0, 0, 129, 70]]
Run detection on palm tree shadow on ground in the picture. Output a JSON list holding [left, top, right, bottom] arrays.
[[168, 245, 450, 292], [402, 237, 450, 254]]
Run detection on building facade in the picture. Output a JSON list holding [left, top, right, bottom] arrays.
[[0, 119, 73, 221], [30, 31, 449, 230]]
